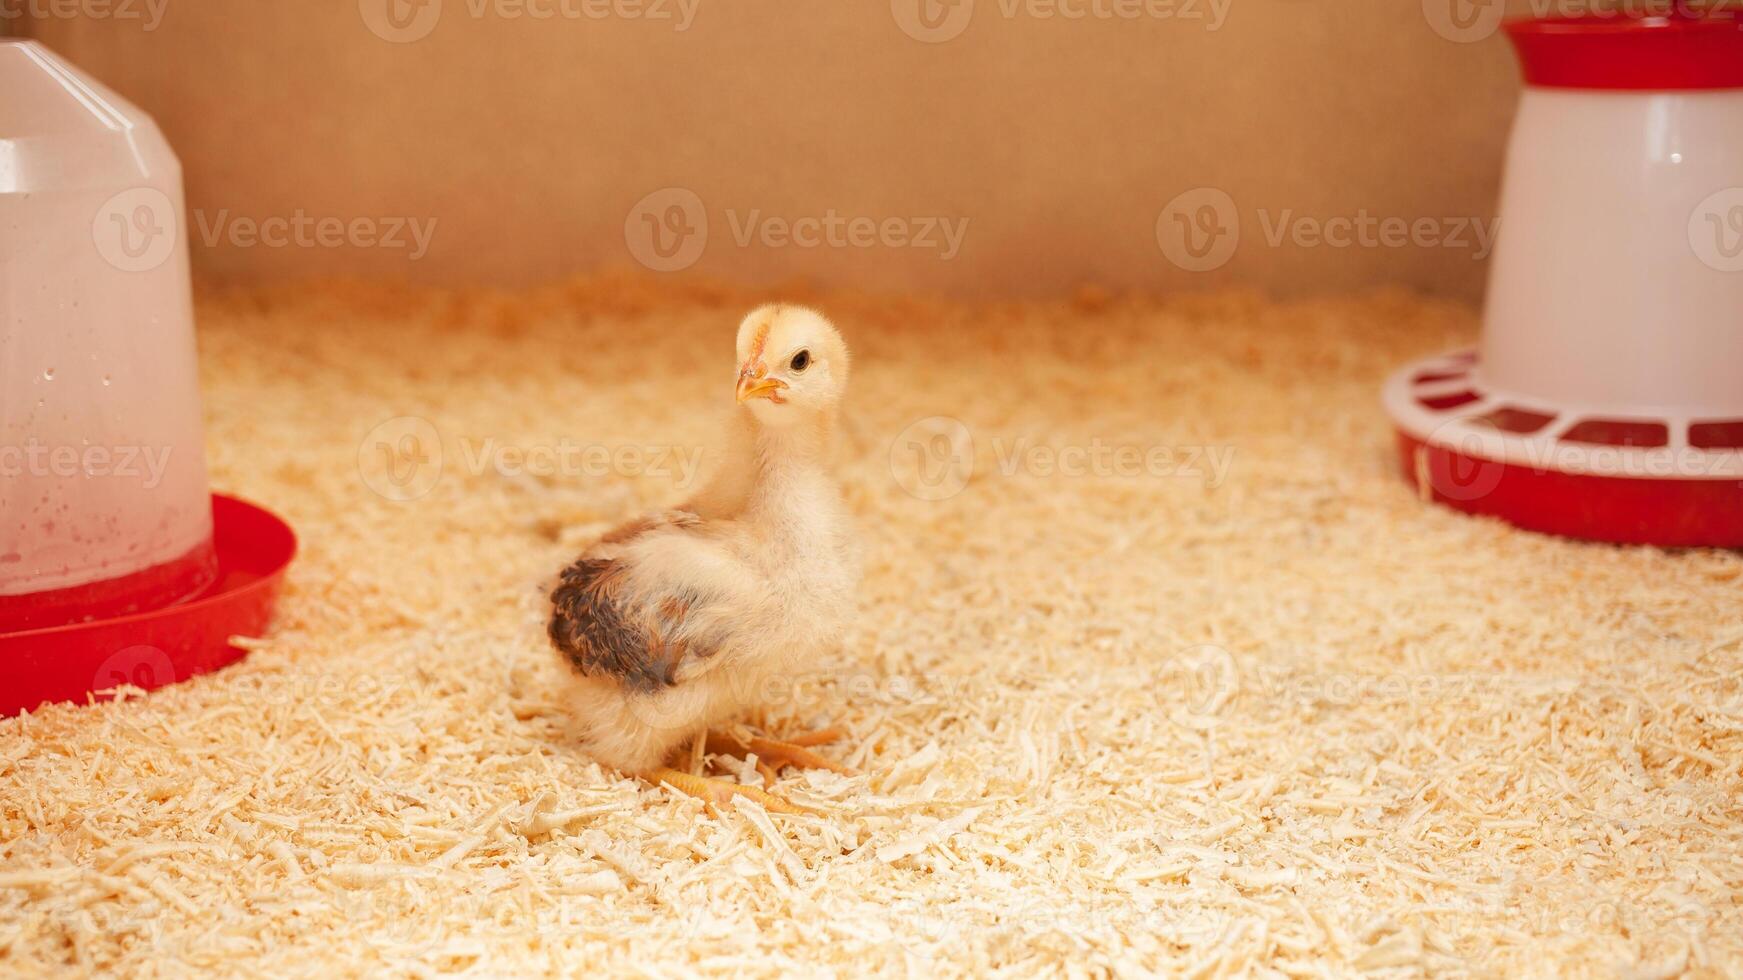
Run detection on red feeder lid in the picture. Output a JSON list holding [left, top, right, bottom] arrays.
[[1506, 10, 1743, 91]]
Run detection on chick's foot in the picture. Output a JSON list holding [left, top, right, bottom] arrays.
[[650, 768, 812, 816], [706, 728, 857, 781]]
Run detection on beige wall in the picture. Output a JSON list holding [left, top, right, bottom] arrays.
[[22, 0, 1546, 300]]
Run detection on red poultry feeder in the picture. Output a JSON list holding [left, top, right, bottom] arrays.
[[1383, 11, 1743, 547], [0, 40, 296, 716]]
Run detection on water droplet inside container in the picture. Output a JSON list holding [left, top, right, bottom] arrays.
[[43, 367, 55, 380], [102, 375, 112, 386]]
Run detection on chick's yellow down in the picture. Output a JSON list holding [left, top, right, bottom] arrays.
[[548, 305, 860, 812]]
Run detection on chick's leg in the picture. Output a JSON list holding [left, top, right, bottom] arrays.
[[648, 768, 812, 816]]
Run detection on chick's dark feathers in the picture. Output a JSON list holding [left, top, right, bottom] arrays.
[[547, 543, 719, 694], [549, 558, 668, 693]]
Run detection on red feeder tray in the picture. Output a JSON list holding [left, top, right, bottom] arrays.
[[0, 494, 296, 718], [1385, 352, 1743, 548]]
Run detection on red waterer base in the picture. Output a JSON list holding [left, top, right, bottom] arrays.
[[0, 494, 296, 718]]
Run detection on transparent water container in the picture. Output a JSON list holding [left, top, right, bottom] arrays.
[[0, 39, 216, 632]]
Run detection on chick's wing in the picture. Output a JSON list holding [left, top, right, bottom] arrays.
[[548, 519, 767, 692]]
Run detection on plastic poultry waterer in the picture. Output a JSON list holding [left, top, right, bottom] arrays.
[[0, 40, 296, 716]]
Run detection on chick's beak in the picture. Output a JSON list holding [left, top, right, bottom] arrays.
[[736, 363, 787, 404]]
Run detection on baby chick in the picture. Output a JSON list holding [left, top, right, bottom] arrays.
[[548, 305, 859, 813]]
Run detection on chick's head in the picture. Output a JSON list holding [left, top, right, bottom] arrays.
[[733, 305, 850, 426]]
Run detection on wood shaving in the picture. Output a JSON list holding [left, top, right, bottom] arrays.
[[2, 273, 1739, 976]]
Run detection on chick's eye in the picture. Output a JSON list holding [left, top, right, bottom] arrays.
[[790, 350, 810, 372]]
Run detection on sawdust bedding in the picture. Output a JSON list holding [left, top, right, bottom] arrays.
[[1, 274, 1739, 978]]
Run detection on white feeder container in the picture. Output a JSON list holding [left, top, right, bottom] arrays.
[[1383, 13, 1743, 547]]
